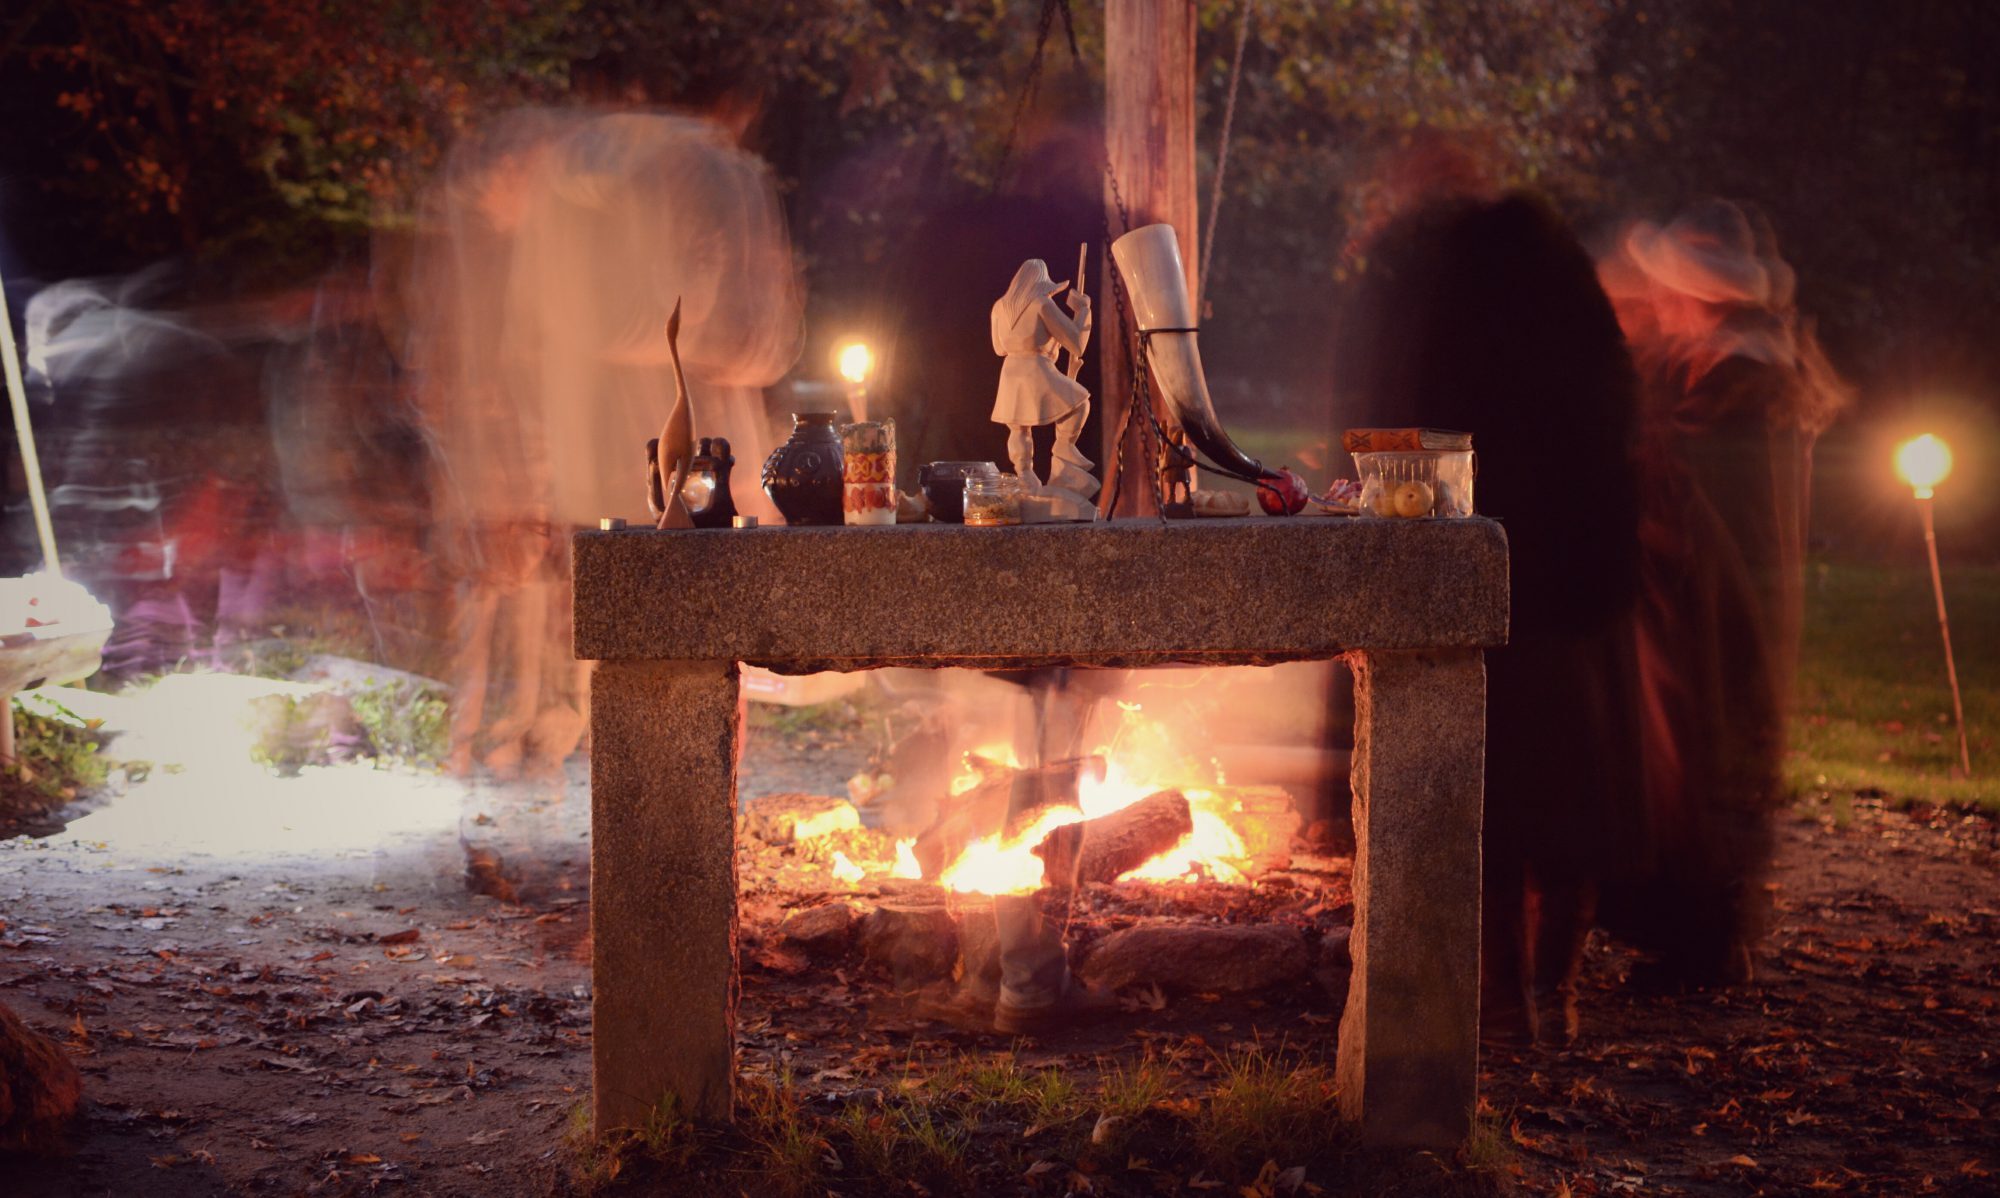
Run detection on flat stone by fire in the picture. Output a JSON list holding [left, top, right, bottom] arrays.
[[575, 516, 1506, 1150]]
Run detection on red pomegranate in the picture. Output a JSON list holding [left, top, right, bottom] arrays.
[[1257, 467, 1310, 516]]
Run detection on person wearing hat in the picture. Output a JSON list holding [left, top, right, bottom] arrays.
[[1598, 200, 1849, 987], [989, 258, 1092, 498]]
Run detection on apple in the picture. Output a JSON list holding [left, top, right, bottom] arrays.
[[1258, 467, 1310, 516], [1392, 480, 1435, 518], [1369, 486, 1400, 518]]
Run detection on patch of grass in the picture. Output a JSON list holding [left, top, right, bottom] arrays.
[[1193, 1046, 1345, 1171], [927, 1051, 1078, 1122], [346, 676, 450, 767], [833, 1096, 974, 1192], [1097, 1047, 1177, 1119], [1459, 1109, 1514, 1173], [562, 1103, 610, 1188], [1019, 1063, 1080, 1128], [1790, 559, 2000, 810], [246, 693, 337, 777], [564, 1095, 704, 1191], [739, 1074, 832, 1197], [891, 1102, 973, 1186], [5, 692, 110, 807], [560, 1049, 1507, 1196]]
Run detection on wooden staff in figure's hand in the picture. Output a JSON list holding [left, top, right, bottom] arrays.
[[1065, 242, 1090, 380], [1045, 242, 1098, 517]]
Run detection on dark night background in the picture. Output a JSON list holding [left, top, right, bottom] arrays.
[[1, 0, 1996, 576]]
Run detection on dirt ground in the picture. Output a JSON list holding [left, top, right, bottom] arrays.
[[2, 726, 1997, 1195]]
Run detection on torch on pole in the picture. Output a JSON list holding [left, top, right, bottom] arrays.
[[1897, 434, 1972, 777]]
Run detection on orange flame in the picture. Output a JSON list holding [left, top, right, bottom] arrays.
[[933, 741, 1253, 895]]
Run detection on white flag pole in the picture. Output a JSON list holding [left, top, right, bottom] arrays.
[[0, 261, 60, 579]]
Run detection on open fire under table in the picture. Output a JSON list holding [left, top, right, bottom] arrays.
[[573, 515, 1508, 1149]]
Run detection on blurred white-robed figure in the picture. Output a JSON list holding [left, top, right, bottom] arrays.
[[412, 108, 801, 777]]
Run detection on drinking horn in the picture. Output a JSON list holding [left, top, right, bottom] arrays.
[[1109, 224, 1276, 485]]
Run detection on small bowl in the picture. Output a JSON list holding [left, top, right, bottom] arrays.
[[919, 461, 999, 524]]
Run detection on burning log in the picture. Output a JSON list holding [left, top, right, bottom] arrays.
[[1035, 788, 1194, 887], [913, 755, 1105, 879]]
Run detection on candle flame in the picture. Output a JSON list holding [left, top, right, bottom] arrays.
[[836, 341, 874, 385]]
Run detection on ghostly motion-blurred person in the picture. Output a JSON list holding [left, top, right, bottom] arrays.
[[408, 109, 802, 776], [1335, 186, 1645, 1046], [1597, 200, 1848, 984]]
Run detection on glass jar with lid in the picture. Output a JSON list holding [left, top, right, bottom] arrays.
[[963, 474, 1026, 526]]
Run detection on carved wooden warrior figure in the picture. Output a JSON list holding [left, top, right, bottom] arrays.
[[989, 256, 1097, 519]]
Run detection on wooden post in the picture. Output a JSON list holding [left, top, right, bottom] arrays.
[[1102, 0, 1198, 517]]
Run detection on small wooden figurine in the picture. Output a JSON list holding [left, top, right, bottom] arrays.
[[990, 250, 1098, 520]]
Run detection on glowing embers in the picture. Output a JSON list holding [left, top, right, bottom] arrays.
[[829, 851, 866, 886]]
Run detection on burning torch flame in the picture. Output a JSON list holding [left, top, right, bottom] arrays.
[[1895, 434, 1953, 498]]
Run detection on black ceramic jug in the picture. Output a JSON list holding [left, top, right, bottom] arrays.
[[762, 412, 845, 526]]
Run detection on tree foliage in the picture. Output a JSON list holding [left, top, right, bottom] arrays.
[[7, 0, 575, 261], [1597, 0, 2000, 393], [5, 0, 1994, 401]]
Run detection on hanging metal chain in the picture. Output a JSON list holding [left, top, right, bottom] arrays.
[[1135, 335, 1173, 521], [1095, 145, 1148, 521], [989, 0, 1061, 191]]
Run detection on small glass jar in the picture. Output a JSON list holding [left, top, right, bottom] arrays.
[[1352, 450, 1474, 519], [680, 466, 717, 516], [963, 474, 1026, 526], [919, 461, 1000, 524]]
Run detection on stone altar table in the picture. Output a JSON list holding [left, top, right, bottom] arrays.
[[573, 516, 1508, 1148]]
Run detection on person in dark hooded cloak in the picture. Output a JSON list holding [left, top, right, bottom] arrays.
[[1334, 185, 1645, 1046]]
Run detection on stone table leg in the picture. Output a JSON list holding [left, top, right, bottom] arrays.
[[590, 659, 740, 1132], [1337, 648, 1485, 1148]]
